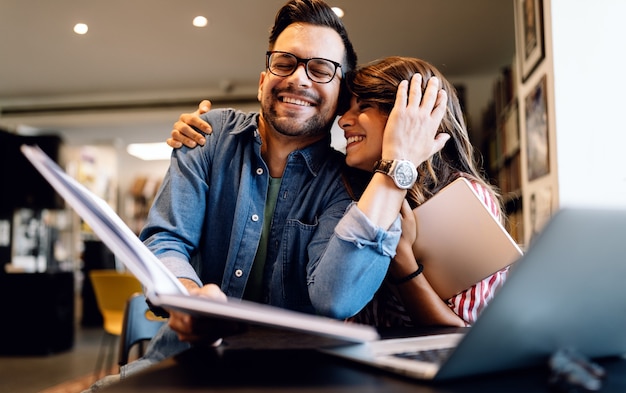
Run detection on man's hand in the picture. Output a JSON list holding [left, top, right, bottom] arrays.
[[167, 282, 246, 345], [167, 100, 213, 148]]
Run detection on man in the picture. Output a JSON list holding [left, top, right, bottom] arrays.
[[82, 2, 359, 390], [131, 0, 358, 373]]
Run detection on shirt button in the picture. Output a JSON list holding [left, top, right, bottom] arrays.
[[251, 214, 259, 222], [256, 168, 264, 175], [235, 269, 243, 278]]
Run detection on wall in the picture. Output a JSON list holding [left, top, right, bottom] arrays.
[[511, 0, 626, 245], [450, 72, 504, 146], [548, 0, 626, 209], [513, 0, 561, 244]]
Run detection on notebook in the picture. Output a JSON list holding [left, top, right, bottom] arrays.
[[412, 178, 523, 299], [322, 206, 626, 380], [20, 144, 379, 344], [23, 144, 626, 381]]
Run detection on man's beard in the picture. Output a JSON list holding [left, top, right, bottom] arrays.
[[262, 89, 334, 139]]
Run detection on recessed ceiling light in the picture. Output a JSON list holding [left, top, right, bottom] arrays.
[[331, 7, 344, 18], [192, 16, 208, 28], [73, 23, 89, 35]]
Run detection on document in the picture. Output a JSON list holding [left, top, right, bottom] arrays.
[[21, 144, 379, 343]]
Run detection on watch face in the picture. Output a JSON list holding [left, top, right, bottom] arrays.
[[394, 161, 417, 188]]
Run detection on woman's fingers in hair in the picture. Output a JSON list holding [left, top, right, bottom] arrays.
[[394, 78, 410, 109], [406, 73, 424, 107], [433, 129, 451, 154], [404, 74, 447, 117], [417, 74, 440, 112]]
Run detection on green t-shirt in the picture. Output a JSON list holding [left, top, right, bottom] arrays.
[[243, 176, 281, 302]]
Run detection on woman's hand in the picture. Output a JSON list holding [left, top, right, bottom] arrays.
[[167, 282, 246, 345], [381, 75, 450, 166], [389, 200, 419, 278], [167, 100, 213, 149]]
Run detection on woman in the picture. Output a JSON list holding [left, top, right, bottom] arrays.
[[338, 57, 506, 327], [168, 56, 507, 327]]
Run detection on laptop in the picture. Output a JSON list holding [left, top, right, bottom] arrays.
[[22, 144, 626, 381], [413, 177, 523, 299], [322, 206, 626, 380]]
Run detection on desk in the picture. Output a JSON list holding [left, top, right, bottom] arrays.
[[102, 327, 626, 392]]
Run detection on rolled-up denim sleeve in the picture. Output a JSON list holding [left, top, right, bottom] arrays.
[[308, 202, 402, 319], [334, 202, 402, 256]]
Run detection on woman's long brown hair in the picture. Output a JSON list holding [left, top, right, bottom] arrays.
[[345, 56, 503, 220]]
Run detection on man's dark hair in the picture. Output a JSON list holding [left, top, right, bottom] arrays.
[[268, 0, 357, 74]]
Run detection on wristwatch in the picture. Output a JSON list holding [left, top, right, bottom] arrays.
[[373, 159, 418, 189]]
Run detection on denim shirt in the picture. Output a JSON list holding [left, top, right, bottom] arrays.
[[140, 108, 401, 318]]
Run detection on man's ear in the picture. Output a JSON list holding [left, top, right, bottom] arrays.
[[257, 71, 266, 102]]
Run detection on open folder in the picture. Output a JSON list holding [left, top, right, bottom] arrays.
[[21, 144, 379, 343]]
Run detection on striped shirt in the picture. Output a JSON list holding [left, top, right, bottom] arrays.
[[448, 181, 508, 325]]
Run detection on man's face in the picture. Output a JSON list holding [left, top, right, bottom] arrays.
[[257, 23, 345, 139]]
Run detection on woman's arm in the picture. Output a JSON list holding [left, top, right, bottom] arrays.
[[393, 180, 509, 326], [388, 201, 467, 327], [355, 75, 448, 230], [308, 77, 449, 318]]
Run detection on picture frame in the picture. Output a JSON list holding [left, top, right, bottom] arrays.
[[525, 74, 549, 182], [529, 186, 552, 243], [514, 0, 544, 82]]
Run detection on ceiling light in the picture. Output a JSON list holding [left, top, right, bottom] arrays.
[[331, 7, 344, 18], [73, 23, 89, 35], [126, 142, 172, 161], [192, 16, 208, 28]]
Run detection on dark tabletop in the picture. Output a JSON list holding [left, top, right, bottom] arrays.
[[102, 325, 626, 393]]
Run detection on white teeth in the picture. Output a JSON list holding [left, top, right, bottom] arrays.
[[282, 97, 311, 106], [346, 136, 364, 144]]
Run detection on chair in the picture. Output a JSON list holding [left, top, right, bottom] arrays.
[[118, 292, 167, 366], [89, 269, 143, 378]]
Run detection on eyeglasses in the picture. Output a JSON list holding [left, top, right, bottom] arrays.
[[266, 51, 342, 84]]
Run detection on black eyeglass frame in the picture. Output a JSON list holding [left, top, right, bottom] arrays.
[[265, 50, 343, 84]]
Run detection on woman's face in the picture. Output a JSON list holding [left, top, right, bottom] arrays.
[[338, 96, 387, 171]]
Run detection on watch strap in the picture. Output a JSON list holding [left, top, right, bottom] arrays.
[[373, 159, 394, 175]]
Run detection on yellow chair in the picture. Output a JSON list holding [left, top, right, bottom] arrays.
[[89, 269, 143, 378]]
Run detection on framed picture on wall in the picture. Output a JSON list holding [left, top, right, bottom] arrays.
[[515, 0, 544, 81], [529, 186, 552, 244], [525, 74, 549, 181]]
